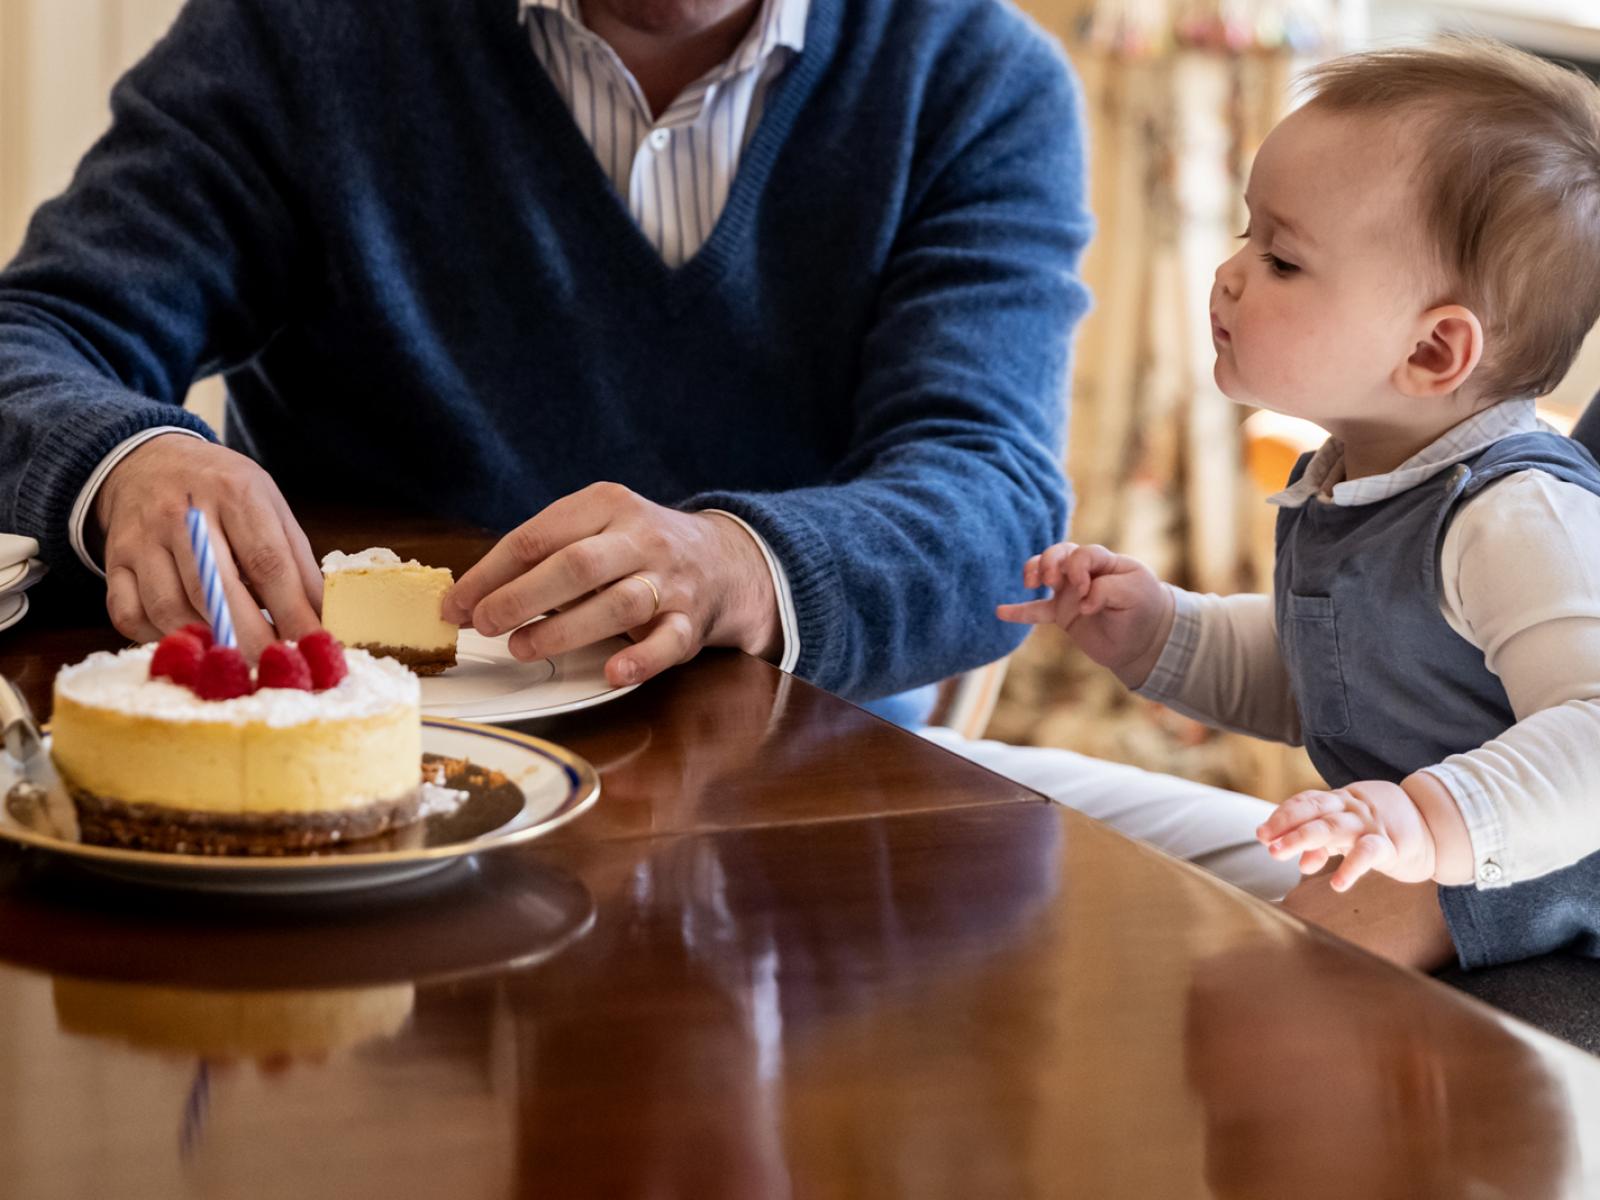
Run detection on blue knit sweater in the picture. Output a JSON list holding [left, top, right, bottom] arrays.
[[0, 0, 1090, 700]]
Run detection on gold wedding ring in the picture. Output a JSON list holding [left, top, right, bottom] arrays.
[[628, 574, 661, 620]]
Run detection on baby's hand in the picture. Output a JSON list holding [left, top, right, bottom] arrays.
[[1257, 780, 1438, 892], [995, 542, 1174, 688]]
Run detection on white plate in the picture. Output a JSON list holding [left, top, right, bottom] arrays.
[[418, 629, 640, 723], [0, 718, 599, 894], [0, 559, 45, 596], [0, 593, 27, 634], [0, 535, 38, 572]]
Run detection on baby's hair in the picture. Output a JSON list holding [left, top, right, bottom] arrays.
[[1302, 38, 1600, 402]]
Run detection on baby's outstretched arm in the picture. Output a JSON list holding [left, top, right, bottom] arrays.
[[1256, 774, 1475, 891], [996, 542, 1175, 688]]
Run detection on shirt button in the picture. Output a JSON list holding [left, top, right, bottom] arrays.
[[649, 129, 670, 150], [1478, 860, 1504, 884]]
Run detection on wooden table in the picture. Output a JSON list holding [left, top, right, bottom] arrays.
[[0, 516, 1596, 1199]]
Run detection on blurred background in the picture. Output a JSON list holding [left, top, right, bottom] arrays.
[[2, 0, 1598, 799]]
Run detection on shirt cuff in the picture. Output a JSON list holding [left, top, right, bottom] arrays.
[[68, 426, 209, 579], [702, 508, 799, 673], [1135, 585, 1198, 702], [1420, 763, 1512, 889]]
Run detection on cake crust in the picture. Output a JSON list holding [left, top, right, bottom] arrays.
[[68, 785, 424, 856], [352, 642, 457, 676]]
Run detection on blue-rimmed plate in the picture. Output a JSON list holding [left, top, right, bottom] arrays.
[[0, 717, 599, 895]]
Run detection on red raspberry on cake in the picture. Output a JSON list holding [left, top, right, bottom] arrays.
[[299, 629, 349, 691], [178, 622, 215, 648], [257, 641, 314, 691], [194, 645, 255, 700], [149, 631, 207, 687]]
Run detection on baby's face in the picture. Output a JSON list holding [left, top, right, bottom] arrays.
[[1210, 107, 1437, 427]]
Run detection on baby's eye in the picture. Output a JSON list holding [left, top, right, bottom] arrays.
[[1237, 226, 1252, 240], [1259, 251, 1300, 277]]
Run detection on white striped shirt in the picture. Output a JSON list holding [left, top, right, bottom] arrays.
[[520, 0, 808, 267]]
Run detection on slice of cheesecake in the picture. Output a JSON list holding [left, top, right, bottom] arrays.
[[320, 548, 458, 675]]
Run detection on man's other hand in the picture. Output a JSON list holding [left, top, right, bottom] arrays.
[[443, 483, 780, 688]]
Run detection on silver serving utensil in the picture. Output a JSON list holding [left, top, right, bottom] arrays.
[[0, 674, 41, 766]]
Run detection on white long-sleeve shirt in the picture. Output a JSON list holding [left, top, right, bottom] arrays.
[[1139, 399, 1600, 889]]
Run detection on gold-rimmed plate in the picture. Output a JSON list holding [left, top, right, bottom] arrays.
[[0, 718, 599, 895]]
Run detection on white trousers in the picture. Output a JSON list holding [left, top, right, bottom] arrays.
[[919, 727, 1303, 901]]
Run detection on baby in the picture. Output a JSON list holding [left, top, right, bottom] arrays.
[[1000, 40, 1600, 969]]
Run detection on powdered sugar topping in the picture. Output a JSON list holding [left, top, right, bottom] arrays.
[[320, 547, 422, 574], [56, 644, 419, 726]]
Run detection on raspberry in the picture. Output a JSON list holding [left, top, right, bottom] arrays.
[[193, 645, 254, 701], [150, 631, 206, 687], [299, 630, 349, 690], [178, 622, 215, 649], [257, 641, 313, 691]]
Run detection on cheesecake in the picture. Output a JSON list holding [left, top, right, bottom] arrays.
[[321, 548, 458, 675], [50, 634, 425, 855], [55, 977, 414, 1060]]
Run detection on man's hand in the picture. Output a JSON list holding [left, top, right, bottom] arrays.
[[995, 542, 1174, 688], [442, 483, 779, 687], [94, 434, 323, 657]]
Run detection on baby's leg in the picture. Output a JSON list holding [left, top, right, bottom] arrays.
[[918, 728, 1302, 900]]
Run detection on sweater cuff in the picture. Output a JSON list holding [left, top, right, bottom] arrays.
[[679, 489, 848, 691], [13, 396, 216, 570]]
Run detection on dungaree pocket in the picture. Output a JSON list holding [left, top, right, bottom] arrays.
[[1282, 593, 1352, 737]]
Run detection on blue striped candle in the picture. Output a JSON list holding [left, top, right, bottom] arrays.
[[185, 504, 237, 649]]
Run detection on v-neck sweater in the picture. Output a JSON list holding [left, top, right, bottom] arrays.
[[0, 0, 1091, 699]]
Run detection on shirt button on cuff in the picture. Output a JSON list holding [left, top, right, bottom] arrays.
[[1478, 860, 1504, 884]]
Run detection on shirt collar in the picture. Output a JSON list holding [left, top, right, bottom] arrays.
[[1267, 398, 1545, 509], [519, 0, 807, 66]]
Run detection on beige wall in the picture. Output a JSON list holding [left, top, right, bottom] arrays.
[[0, 0, 224, 425]]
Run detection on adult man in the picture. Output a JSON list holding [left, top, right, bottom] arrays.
[[0, 0, 1314, 915], [0, 0, 1077, 695]]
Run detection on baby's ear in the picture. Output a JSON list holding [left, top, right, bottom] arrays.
[[1393, 305, 1484, 399]]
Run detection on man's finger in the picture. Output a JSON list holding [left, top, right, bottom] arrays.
[[273, 494, 325, 618], [133, 551, 207, 635], [504, 574, 661, 661], [105, 565, 160, 644], [444, 489, 621, 624], [473, 533, 640, 638], [195, 522, 278, 657], [218, 505, 321, 642], [605, 611, 695, 687]]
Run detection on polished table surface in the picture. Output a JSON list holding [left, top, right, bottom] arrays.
[[0, 515, 1597, 1199]]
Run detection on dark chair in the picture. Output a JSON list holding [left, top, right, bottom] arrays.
[[1440, 958, 1600, 1054], [1433, 390, 1600, 1055]]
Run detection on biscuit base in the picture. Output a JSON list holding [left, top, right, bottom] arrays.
[[350, 642, 457, 677], [68, 785, 424, 856]]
